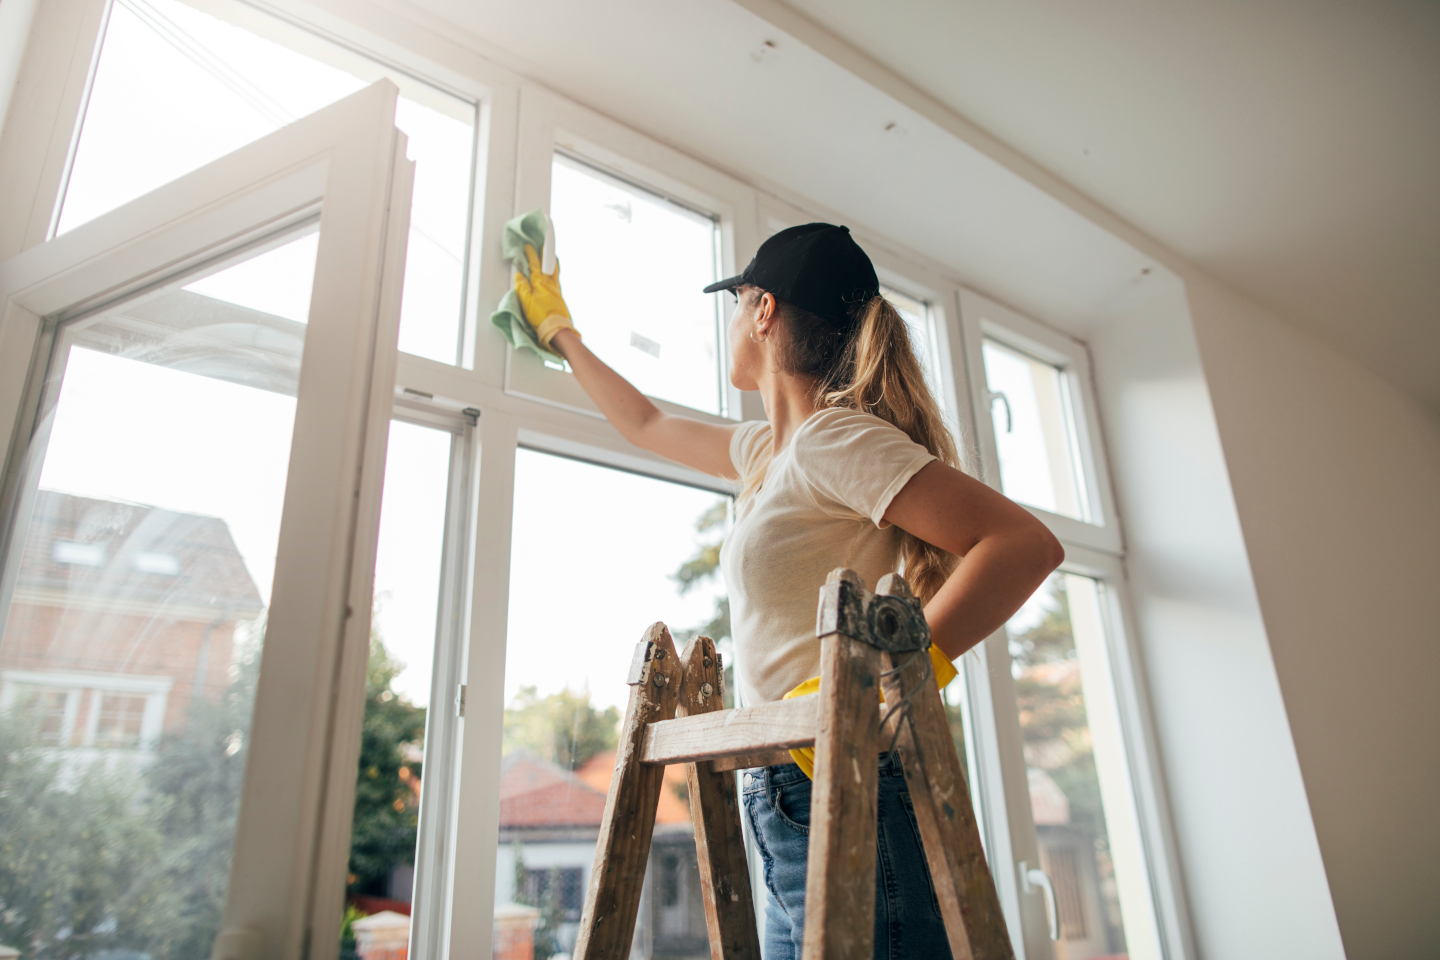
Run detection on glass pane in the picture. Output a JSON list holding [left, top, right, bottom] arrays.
[[982, 339, 1089, 521], [1005, 574, 1161, 959], [882, 285, 939, 394], [0, 231, 315, 957], [550, 154, 724, 415], [497, 449, 729, 958], [340, 421, 452, 957], [58, 0, 475, 365]]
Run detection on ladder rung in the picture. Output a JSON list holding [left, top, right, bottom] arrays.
[[641, 696, 818, 765]]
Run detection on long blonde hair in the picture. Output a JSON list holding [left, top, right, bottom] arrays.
[[738, 289, 962, 604]]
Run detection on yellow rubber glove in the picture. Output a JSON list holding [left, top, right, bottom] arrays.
[[512, 244, 579, 349], [782, 645, 957, 779]]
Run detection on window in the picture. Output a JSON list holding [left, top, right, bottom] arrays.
[[93, 693, 148, 748], [0, 231, 312, 954], [2, 76, 415, 957], [1002, 572, 1162, 959], [882, 284, 941, 394], [493, 447, 729, 958], [342, 418, 454, 945], [550, 154, 725, 414], [57, 0, 477, 364], [982, 338, 1090, 521], [522, 866, 585, 922]]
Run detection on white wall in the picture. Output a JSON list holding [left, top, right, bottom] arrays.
[[0, 0, 41, 139], [1084, 276, 1346, 960], [1186, 277, 1440, 960]]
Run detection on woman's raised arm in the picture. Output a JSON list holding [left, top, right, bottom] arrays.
[[547, 328, 738, 478]]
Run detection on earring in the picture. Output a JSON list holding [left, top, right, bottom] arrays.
[[749, 328, 768, 344]]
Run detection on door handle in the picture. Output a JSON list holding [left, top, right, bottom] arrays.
[[1019, 860, 1059, 941]]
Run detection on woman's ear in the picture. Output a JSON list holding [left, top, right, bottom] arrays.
[[756, 292, 777, 337]]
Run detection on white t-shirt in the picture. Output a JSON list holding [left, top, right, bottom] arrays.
[[719, 408, 935, 705]]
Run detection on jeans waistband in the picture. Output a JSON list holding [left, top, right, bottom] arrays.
[[740, 751, 904, 795]]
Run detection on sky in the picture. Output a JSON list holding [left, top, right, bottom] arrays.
[[505, 450, 729, 713], [59, 0, 475, 364]]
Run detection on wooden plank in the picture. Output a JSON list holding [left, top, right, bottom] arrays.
[[875, 576, 1015, 960], [641, 696, 818, 764], [712, 749, 796, 773], [573, 622, 684, 960], [679, 636, 761, 960], [802, 568, 883, 960]]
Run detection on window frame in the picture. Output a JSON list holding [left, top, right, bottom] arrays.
[[958, 287, 1123, 554], [4, 0, 500, 369], [503, 85, 762, 424], [0, 80, 414, 960]]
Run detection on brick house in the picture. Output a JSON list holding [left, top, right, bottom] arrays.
[[494, 749, 708, 960], [0, 491, 263, 765]]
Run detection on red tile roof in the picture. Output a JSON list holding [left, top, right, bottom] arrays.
[[576, 750, 691, 825], [498, 750, 609, 829]]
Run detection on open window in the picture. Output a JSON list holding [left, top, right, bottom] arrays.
[[0, 82, 412, 960], [53, 0, 480, 365]]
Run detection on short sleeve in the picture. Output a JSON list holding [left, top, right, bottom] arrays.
[[793, 409, 935, 526], [729, 420, 772, 482]]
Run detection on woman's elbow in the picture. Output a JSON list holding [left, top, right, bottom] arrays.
[[1028, 519, 1065, 575]]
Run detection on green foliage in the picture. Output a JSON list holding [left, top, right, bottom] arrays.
[[671, 499, 728, 596], [1009, 580, 1105, 839], [503, 687, 618, 769], [347, 634, 426, 895], [0, 630, 263, 959], [671, 498, 735, 706], [339, 903, 367, 953], [0, 616, 428, 957]]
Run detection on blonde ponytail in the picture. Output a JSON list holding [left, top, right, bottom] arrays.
[[738, 290, 963, 605]]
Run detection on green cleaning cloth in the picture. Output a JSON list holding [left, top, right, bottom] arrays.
[[489, 208, 562, 363]]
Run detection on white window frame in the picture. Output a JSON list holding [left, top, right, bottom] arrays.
[[958, 287, 1123, 554], [0, 81, 413, 960], [504, 85, 763, 424]]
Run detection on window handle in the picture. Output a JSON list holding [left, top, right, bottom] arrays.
[[988, 390, 1013, 433], [1019, 860, 1059, 941]]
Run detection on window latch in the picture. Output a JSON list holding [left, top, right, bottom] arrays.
[[455, 683, 467, 717]]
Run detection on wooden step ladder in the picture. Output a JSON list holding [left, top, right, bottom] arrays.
[[571, 568, 1017, 960]]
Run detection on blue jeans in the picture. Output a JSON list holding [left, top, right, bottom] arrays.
[[742, 753, 953, 960]]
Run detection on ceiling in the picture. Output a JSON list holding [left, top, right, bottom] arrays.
[[401, 0, 1440, 410], [773, 0, 1440, 410]]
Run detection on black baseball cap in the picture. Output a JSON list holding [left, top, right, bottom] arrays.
[[703, 223, 879, 328]]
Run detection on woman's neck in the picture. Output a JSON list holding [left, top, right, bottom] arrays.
[[757, 368, 823, 455]]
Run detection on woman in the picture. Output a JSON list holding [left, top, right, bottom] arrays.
[[514, 222, 1063, 958]]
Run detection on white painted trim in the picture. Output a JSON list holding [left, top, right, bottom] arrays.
[[0, 0, 109, 259], [1059, 544, 1197, 960], [958, 287, 1124, 555], [448, 409, 518, 957], [1, 668, 174, 694]]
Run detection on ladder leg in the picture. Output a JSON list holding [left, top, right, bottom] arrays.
[[679, 636, 761, 960], [574, 623, 684, 960], [803, 572, 883, 960], [881, 646, 1015, 960]]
